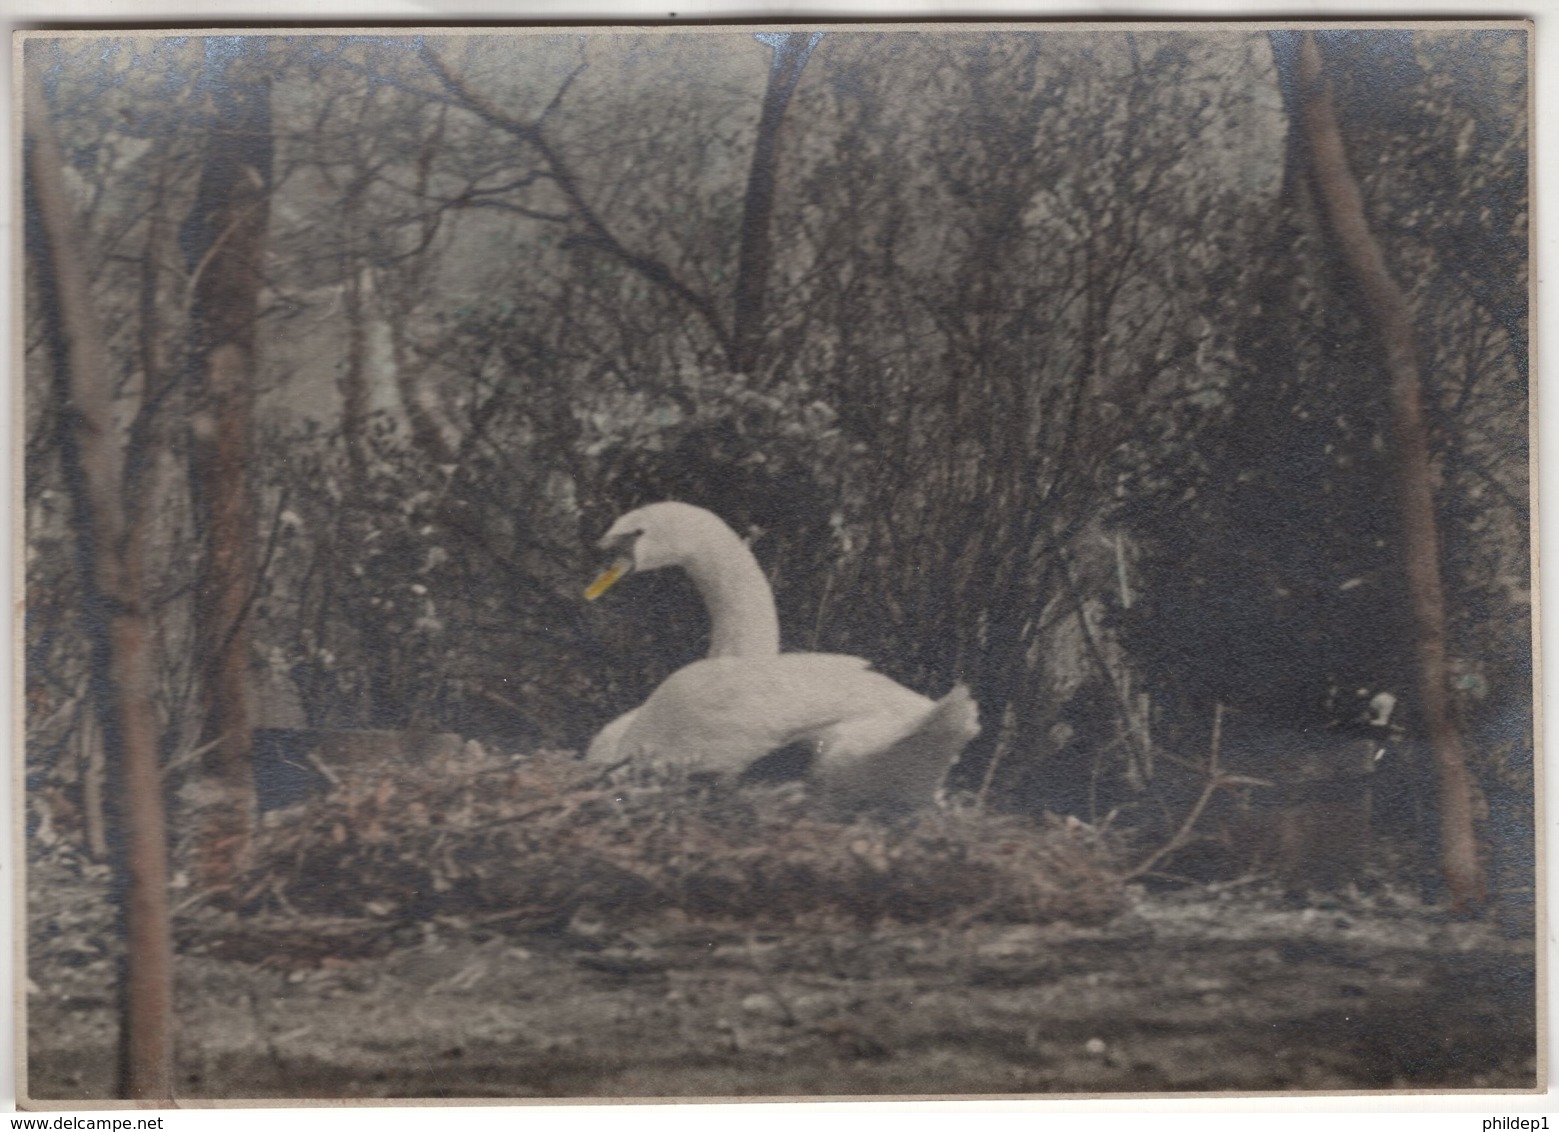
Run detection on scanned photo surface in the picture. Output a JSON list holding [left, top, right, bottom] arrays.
[[18, 25, 1534, 1102]]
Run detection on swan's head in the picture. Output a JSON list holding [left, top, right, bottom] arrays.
[[584, 502, 737, 600]]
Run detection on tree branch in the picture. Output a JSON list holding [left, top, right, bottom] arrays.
[[419, 43, 734, 361]]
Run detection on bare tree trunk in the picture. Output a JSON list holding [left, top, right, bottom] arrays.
[[340, 264, 372, 487], [180, 44, 273, 894], [389, 315, 460, 465], [389, 114, 463, 466], [731, 31, 821, 376], [1292, 31, 1486, 912], [24, 63, 175, 1101]]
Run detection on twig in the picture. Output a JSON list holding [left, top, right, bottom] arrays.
[[1209, 699, 1224, 769], [304, 747, 341, 788], [467, 793, 606, 833], [170, 888, 214, 917], [974, 744, 1006, 814], [472, 682, 524, 715], [160, 733, 227, 780], [1059, 550, 1153, 776], [1134, 870, 1202, 888], [1204, 872, 1274, 893], [472, 906, 548, 926], [1121, 702, 1232, 880], [270, 874, 300, 918]]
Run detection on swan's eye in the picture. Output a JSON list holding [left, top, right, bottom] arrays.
[[598, 528, 643, 556]]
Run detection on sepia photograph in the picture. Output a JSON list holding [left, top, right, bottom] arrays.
[[16, 23, 1536, 1104]]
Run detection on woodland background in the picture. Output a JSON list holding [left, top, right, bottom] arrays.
[[20, 26, 1531, 1098]]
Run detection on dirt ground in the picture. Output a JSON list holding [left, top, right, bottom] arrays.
[[23, 844, 1536, 1102]]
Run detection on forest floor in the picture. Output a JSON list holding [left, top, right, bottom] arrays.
[[23, 844, 1537, 1102]]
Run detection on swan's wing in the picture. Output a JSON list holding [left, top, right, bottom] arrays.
[[620, 654, 879, 776], [616, 656, 979, 810], [813, 684, 981, 813], [807, 676, 935, 761]]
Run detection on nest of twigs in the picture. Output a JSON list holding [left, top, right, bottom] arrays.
[[240, 743, 1125, 931]]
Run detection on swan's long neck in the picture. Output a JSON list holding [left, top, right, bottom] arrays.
[[682, 531, 781, 658]]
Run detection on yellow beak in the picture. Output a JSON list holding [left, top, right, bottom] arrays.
[[584, 557, 633, 601]]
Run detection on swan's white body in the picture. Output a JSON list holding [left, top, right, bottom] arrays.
[[584, 502, 978, 809]]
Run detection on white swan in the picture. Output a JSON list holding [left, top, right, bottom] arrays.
[[583, 502, 978, 811], [583, 501, 778, 763]]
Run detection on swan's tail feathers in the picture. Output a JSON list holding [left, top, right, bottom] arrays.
[[939, 683, 981, 738], [817, 684, 980, 815]]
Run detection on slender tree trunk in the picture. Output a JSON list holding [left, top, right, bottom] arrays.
[[731, 31, 821, 376], [1292, 31, 1486, 912], [340, 264, 371, 487], [24, 63, 175, 1101], [390, 317, 459, 465], [180, 42, 273, 894], [390, 113, 461, 465]]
